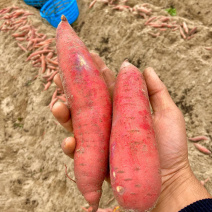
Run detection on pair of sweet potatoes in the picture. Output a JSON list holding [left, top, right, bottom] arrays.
[[56, 16, 161, 212]]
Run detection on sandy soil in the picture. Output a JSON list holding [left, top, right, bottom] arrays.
[[0, 0, 212, 211]]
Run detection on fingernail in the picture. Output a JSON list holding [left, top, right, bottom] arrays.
[[65, 137, 72, 145], [146, 67, 155, 73], [144, 67, 157, 77], [63, 137, 72, 148]]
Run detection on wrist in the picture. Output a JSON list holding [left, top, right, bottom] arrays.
[[153, 166, 212, 212]]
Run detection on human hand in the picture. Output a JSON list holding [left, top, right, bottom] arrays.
[[144, 68, 211, 211], [52, 54, 211, 211]]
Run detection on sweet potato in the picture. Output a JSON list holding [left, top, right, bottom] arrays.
[[56, 16, 112, 211], [110, 61, 161, 212]]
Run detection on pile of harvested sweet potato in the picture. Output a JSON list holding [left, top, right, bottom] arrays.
[[89, 1, 197, 40], [0, 6, 58, 91], [0, 6, 67, 110]]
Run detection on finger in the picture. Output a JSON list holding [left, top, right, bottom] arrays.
[[52, 101, 73, 132], [90, 52, 116, 98], [61, 137, 76, 158], [143, 67, 178, 113], [53, 73, 63, 91]]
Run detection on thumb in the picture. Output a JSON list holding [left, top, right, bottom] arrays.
[[143, 67, 178, 113]]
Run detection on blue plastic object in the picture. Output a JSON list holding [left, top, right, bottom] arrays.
[[40, 0, 79, 28], [24, 0, 49, 8]]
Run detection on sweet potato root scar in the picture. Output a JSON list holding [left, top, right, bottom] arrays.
[[74, 55, 88, 71], [116, 186, 124, 194], [113, 172, 116, 178], [78, 55, 86, 66], [61, 15, 67, 21]]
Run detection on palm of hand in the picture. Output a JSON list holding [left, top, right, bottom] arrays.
[[153, 108, 189, 184]]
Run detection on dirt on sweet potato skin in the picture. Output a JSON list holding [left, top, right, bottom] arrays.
[[0, 0, 212, 211]]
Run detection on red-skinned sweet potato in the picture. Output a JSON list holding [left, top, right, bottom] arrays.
[[110, 61, 161, 212], [56, 15, 112, 211]]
